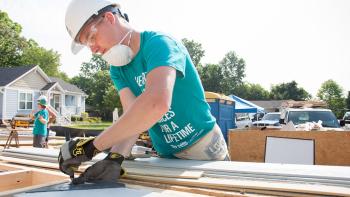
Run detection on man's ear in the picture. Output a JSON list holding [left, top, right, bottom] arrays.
[[104, 12, 116, 25]]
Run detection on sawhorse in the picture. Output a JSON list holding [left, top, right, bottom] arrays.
[[3, 128, 19, 149]]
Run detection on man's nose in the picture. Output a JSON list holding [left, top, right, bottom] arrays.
[[89, 45, 100, 54]]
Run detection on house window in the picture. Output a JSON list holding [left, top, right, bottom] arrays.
[[65, 95, 76, 106], [19, 92, 33, 110]]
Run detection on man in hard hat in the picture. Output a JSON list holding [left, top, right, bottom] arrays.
[[30, 96, 49, 148], [36, 95, 56, 148], [59, 0, 229, 183]]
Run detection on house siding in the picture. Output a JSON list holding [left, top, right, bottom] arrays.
[[81, 97, 85, 113], [10, 69, 47, 90], [5, 89, 18, 119], [0, 92, 3, 118], [51, 86, 61, 92], [33, 92, 41, 111]]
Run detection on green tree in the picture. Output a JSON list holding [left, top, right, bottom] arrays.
[[71, 55, 121, 120], [198, 64, 223, 93], [71, 76, 94, 100], [317, 80, 346, 118], [235, 83, 270, 100], [102, 85, 123, 119], [181, 38, 205, 68], [219, 51, 246, 95], [20, 39, 62, 77], [0, 11, 27, 67], [0, 11, 68, 80], [270, 81, 311, 100], [80, 54, 109, 77]]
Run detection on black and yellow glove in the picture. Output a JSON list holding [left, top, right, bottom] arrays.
[[72, 152, 126, 185], [58, 137, 100, 177]]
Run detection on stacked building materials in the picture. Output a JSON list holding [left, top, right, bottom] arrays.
[[1, 148, 350, 196]]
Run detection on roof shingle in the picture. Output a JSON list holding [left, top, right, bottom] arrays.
[[49, 77, 85, 95], [0, 65, 36, 86]]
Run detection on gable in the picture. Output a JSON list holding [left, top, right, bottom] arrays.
[[0, 65, 35, 86], [51, 86, 62, 92], [10, 69, 48, 90]]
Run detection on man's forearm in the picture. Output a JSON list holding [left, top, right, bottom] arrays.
[[39, 119, 47, 124], [93, 91, 168, 151], [110, 134, 139, 156]]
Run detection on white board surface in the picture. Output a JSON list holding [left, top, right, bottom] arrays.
[[265, 137, 314, 165]]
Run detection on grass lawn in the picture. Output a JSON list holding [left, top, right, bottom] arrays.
[[69, 122, 112, 130]]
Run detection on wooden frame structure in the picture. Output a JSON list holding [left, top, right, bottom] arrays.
[[0, 163, 68, 196]]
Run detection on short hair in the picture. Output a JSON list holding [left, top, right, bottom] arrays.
[[38, 104, 46, 109]]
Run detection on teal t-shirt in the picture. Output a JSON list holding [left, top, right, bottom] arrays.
[[110, 31, 216, 157], [33, 109, 48, 136]]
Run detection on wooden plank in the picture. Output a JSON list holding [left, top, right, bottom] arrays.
[[126, 167, 203, 179], [1, 152, 59, 163], [0, 156, 202, 180], [3, 148, 350, 189], [125, 175, 350, 196], [0, 156, 89, 172], [122, 179, 319, 197], [122, 179, 247, 197], [124, 158, 350, 182]]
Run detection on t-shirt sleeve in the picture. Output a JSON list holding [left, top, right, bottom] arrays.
[[34, 111, 39, 119], [43, 110, 49, 121], [143, 35, 186, 78], [110, 67, 128, 91]]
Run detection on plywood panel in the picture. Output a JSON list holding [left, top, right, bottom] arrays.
[[0, 170, 32, 191], [229, 130, 350, 166], [0, 163, 69, 196]]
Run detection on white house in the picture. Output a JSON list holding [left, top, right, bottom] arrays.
[[0, 65, 87, 124]]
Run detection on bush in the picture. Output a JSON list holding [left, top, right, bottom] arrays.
[[81, 112, 89, 121], [71, 115, 81, 122], [86, 117, 102, 123]]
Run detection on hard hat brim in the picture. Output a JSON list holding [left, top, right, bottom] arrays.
[[71, 41, 85, 54]]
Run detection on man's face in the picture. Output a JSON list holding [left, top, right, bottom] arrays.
[[37, 103, 43, 109], [78, 14, 116, 54]]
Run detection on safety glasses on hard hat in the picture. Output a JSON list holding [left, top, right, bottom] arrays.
[[78, 16, 104, 47]]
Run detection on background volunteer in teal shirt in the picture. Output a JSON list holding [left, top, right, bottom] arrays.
[[31, 97, 49, 148], [59, 0, 229, 182]]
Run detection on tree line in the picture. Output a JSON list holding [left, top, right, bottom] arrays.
[[181, 39, 349, 118], [0, 11, 68, 80], [1, 11, 349, 119]]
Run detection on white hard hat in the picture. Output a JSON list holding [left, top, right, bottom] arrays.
[[65, 0, 120, 54]]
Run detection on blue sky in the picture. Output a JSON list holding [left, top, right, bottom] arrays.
[[1, 0, 349, 97]]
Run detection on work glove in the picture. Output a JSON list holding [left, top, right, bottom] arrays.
[[58, 137, 100, 177], [72, 152, 126, 185]]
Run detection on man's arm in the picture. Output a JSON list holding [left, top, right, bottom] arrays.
[[94, 66, 176, 151], [109, 88, 139, 156], [39, 115, 47, 124]]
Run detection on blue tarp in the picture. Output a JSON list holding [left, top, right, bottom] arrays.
[[229, 95, 265, 113]]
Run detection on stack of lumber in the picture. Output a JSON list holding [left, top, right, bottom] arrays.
[[1, 148, 350, 196]]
